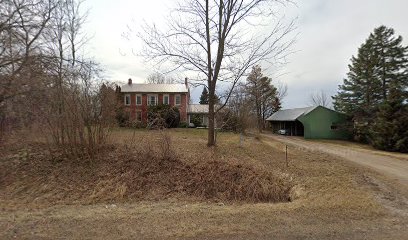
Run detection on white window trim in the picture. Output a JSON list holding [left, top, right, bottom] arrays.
[[175, 94, 181, 106], [147, 94, 158, 106], [124, 94, 131, 106], [163, 94, 170, 105], [136, 94, 142, 105]]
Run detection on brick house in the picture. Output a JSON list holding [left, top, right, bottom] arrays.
[[120, 78, 190, 123]]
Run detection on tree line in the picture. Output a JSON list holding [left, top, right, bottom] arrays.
[[0, 0, 116, 158], [333, 26, 408, 152], [198, 65, 284, 133]]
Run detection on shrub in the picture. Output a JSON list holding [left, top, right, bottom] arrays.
[[190, 114, 202, 127], [116, 107, 130, 127], [147, 104, 180, 128], [126, 119, 146, 129], [178, 122, 188, 128]]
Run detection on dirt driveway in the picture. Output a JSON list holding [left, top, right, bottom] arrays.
[[262, 133, 408, 188]]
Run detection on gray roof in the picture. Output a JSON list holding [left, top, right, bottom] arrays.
[[121, 83, 188, 93], [266, 106, 317, 121], [188, 104, 209, 114]]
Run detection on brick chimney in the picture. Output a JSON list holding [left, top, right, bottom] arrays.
[[128, 78, 132, 85]]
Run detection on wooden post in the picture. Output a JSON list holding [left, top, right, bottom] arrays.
[[285, 145, 288, 167]]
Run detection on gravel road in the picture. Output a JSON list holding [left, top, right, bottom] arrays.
[[262, 133, 408, 188]]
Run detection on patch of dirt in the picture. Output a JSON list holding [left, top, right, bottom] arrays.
[[356, 174, 408, 217]]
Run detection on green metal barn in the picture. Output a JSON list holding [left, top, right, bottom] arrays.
[[266, 106, 351, 140]]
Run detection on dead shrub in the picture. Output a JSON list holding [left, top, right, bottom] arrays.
[[185, 161, 293, 202]]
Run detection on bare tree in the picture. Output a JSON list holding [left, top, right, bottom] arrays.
[[146, 72, 176, 84], [40, 0, 113, 158], [276, 81, 288, 101], [309, 90, 331, 108], [225, 84, 256, 133], [0, 0, 112, 156], [0, 0, 59, 141], [137, 0, 295, 146], [0, 0, 56, 106]]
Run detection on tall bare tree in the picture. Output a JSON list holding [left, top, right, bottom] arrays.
[[137, 0, 295, 146], [309, 90, 331, 108], [0, 0, 56, 106], [146, 72, 176, 84]]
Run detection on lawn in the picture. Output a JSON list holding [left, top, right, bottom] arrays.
[[0, 128, 407, 239]]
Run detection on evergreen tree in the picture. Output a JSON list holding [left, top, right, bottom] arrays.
[[199, 87, 209, 104], [370, 86, 408, 152], [333, 26, 408, 142], [371, 26, 408, 100], [245, 65, 277, 132], [272, 96, 282, 113]]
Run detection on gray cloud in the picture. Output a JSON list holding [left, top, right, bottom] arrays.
[[83, 0, 408, 107], [280, 0, 408, 108]]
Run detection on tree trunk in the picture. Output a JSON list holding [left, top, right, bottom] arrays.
[[207, 88, 215, 146]]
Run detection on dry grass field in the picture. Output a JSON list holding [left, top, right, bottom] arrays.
[[1, 128, 407, 239]]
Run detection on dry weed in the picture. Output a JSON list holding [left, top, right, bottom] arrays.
[[0, 130, 293, 204]]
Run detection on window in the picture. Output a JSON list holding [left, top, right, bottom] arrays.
[[136, 94, 142, 105], [136, 111, 142, 122], [124, 94, 131, 106], [163, 94, 169, 105], [175, 94, 181, 106], [147, 94, 158, 106], [331, 124, 338, 130]]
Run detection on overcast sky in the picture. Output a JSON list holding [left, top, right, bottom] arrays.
[[83, 0, 408, 108]]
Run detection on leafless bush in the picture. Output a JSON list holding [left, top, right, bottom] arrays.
[[157, 130, 176, 161], [0, 0, 116, 159]]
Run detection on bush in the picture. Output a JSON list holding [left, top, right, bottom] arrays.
[[147, 104, 180, 128], [116, 107, 130, 127], [217, 109, 239, 132], [126, 119, 146, 129], [190, 114, 202, 127], [178, 122, 188, 128]]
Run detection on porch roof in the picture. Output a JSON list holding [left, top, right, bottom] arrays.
[[188, 104, 209, 114]]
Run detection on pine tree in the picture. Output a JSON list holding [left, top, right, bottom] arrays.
[[199, 87, 209, 104], [272, 97, 282, 113], [333, 26, 408, 142], [371, 26, 408, 100], [245, 65, 277, 132], [333, 35, 382, 117], [370, 86, 408, 152]]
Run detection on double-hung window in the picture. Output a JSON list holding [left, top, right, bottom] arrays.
[[175, 94, 181, 106], [163, 94, 169, 105], [124, 94, 131, 106], [136, 94, 142, 105], [147, 94, 158, 106]]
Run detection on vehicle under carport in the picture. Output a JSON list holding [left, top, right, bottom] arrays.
[[266, 106, 351, 140]]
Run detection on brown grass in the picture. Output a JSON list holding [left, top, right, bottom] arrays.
[[2, 128, 407, 239], [0, 130, 293, 205]]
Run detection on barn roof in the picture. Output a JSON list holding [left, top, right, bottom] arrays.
[[121, 83, 189, 93], [266, 106, 317, 121]]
